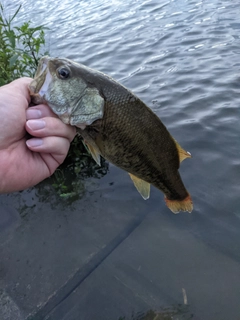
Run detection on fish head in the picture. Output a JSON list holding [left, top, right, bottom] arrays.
[[29, 56, 104, 129]]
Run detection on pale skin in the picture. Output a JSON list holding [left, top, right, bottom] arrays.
[[0, 77, 76, 193]]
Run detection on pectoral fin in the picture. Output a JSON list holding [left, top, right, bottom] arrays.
[[84, 142, 101, 166], [129, 173, 150, 200], [175, 141, 191, 163]]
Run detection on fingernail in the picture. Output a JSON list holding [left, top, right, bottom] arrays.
[[27, 119, 46, 130], [26, 138, 43, 147], [26, 109, 42, 120]]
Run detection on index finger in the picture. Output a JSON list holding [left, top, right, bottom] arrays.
[[26, 104, 60, 120]]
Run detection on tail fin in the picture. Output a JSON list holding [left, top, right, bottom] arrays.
[[165, 194, 193, 214]]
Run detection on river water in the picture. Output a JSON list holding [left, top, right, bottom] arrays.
[[1, 1, 240, 320]]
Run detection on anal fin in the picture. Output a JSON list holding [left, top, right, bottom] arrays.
[[129, 173, 150, 200]]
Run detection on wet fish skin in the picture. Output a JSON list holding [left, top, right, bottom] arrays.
[[29, 56, 193, 213], [81, 89, 187, 201]]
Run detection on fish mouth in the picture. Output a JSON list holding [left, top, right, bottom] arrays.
[[29, 56, 52, 104]]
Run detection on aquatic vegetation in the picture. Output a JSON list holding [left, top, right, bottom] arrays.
[[50, 136, 109, 203]]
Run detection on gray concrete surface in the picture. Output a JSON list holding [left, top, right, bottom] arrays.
[[1, 170, 240, 320], [0, 289, 23, 320]]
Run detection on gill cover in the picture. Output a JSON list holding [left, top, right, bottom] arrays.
[[70, 87, 104, 127]]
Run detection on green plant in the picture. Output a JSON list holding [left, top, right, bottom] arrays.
[[0, 3, 47, 85]]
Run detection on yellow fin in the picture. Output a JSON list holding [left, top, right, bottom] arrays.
[[175, 141, 192, 163], [165, 194, 193, 214], [84, 142, 101, 166], [129, 173, 150, 200]]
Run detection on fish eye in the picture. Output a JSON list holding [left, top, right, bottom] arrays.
[[57, 67, 70, 79]]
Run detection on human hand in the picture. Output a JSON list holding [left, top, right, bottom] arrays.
[[0, 77, 76, 193]]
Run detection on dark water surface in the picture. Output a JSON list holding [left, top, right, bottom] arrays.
[[1, 1, 240, 320]]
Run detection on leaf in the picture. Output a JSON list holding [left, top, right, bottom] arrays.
[[9, 5, 22, 23], [6, 30, 16, 48], [9, 54, 18, 67]]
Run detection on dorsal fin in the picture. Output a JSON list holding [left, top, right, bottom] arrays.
[[128, 173, 150, 200], [84, 141, 101, 166], [175, 140, 192, 163]]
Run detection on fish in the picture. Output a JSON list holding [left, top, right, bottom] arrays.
[[29, 56, 193, 213]]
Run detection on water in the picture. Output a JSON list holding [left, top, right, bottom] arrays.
[[0, 1, 240, 319]]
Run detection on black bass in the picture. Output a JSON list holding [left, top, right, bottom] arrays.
[[29, 56, 193, 213]]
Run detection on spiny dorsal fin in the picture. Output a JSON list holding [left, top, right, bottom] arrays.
[[84, 142, 101, 166], [175, 140, 192, 163], [129, 173, 150, 200]]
